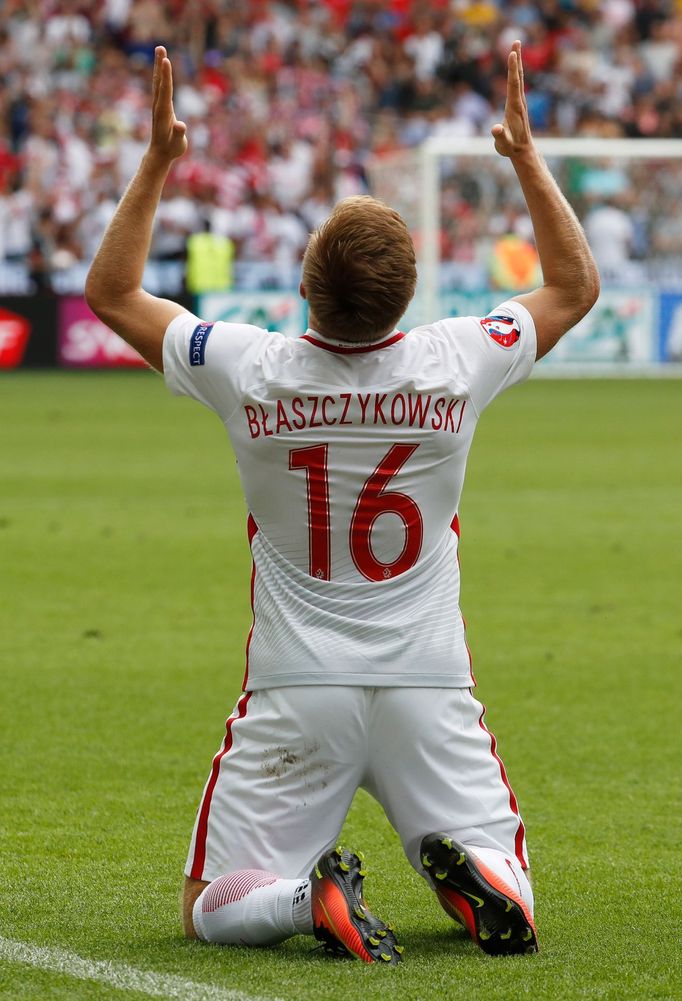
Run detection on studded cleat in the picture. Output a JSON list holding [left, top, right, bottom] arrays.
[[420, 834, 538, 957], [310, 847, 402, 965]]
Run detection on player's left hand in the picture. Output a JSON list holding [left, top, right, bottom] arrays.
[[491, 40, 533, 160], [149, 45, 188, 163]]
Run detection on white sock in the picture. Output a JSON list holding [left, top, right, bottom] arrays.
[[465, 846, 535, 917], [192, 870, 313, 946]]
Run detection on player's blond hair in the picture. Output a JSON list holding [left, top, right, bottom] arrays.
[[302, 196, 417, 343]]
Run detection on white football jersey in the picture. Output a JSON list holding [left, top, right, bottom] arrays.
[[163, 300, 536, 689]]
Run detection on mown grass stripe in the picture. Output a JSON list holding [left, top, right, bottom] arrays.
[[0, 937, 282, 1001]]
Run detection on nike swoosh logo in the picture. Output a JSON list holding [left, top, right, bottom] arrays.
[[460, 889, 485, 908]]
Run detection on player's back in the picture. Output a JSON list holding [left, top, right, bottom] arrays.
[[163, 301, 536, 689], [234, 326, 471, 583]]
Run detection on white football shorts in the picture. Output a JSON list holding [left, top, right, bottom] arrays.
[[185, 686, 529, 884]]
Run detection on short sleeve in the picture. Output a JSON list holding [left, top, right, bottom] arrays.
[[435, 299, 537, 414], [162, 311, 269, 419]]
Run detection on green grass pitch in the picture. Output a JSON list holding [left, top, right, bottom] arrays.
[[1, 372, 680, 1001]]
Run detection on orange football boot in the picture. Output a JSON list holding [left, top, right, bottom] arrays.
[[421, 833, 538, 956], [310, 847, 402, 965]]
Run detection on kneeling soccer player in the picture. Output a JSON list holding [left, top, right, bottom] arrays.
[[86, 41, 599, 962]]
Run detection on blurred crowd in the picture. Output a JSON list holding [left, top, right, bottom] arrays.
[[2, 0, 682, 290]]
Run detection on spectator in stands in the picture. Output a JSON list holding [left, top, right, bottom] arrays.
[[583, 197, 641, 284], [0, 0, 682, 291]]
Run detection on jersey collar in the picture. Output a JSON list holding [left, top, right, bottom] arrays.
[[301, 328, 405, 355]]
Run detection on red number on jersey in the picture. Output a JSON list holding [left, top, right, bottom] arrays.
[[288, 443, 331, 580], [289, 442, 423, 582], [350, 443, 423, 581]]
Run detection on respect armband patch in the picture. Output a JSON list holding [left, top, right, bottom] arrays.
[[480, 314, 521, 349], [189, 321, 214, 366]]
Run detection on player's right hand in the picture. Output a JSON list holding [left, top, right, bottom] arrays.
[[149, 45, 188, 163], [491, 41, 533, 160]]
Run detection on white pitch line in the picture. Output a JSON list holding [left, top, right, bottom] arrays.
[[0, 936, 284, 1001]]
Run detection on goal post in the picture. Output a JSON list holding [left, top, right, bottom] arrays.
[[368, 137, 682, 375]]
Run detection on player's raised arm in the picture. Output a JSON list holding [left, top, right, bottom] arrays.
[[492, 41, 600, 360], [85, 46, 190, 372]]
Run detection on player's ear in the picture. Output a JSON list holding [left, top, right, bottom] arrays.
[[299, 281, 307, 301]]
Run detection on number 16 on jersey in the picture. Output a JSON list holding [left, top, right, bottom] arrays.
[[289, 443, 424, 583]]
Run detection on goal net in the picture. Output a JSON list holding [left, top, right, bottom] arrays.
[[367, 137, 682, 374]]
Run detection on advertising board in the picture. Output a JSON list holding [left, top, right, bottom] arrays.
[[540, 289, 655, 366], [657, 291, 682, 363], [0, 307, 32, 369], [198, 292, 306, 338], [1, 287, 679, 372], [402, 288, 661, 370], [58, 298, 146, 368], [0, 297, 57, 368]]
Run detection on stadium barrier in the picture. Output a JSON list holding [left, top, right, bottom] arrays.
[[0, 293, 192, 370], [2, 288, 681, 372], [196, 290, 682, 373]]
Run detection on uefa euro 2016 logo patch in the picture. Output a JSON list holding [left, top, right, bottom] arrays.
[[189, 321, 214, 366], [480, 314, 521, 349]]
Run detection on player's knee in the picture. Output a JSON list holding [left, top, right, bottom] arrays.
[[182, 876, 209, 939]]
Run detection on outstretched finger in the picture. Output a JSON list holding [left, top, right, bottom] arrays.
[[513, 40, 526, 108], [152, 46, 166, 105], [157, 56, 174, 117], [507, 50, 524, 113], [507, 49, 519, 92]]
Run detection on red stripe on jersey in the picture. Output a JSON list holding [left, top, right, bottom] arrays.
[[242, 515, 259, 691], [247, 513, 258, 544], [461, 612, 476, 687], [300, 332, 405, 354], [476, 701, 528, 870], [190, 691, 253, 880]]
